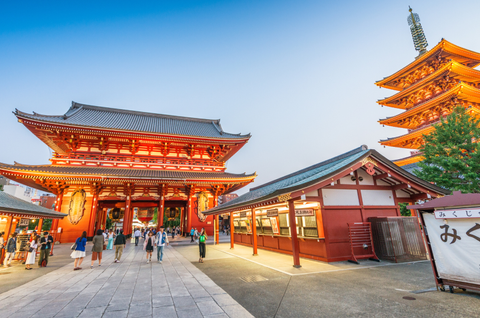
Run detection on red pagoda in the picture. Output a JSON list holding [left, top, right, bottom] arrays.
[[0, 102, 256, 242]]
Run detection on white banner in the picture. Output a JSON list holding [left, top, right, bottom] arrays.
[[424, 213, 480, 285], [434, 208, 480, 219]]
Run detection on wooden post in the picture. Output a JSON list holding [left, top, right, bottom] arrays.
[[36, 218, 44, 232], [230, 212, 234, 249], [288, 200, 301, 268], [188, 198, 193, 236], [215, 215, 220, 244], [157, 195, 164, 231], [251, 208, 258, 256], [88, 193, 99, 236], [0, 216, 13, 264], [124, 195, 132, 236]]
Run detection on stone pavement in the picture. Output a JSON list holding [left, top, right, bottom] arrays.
[[0, 243, 253, 318]]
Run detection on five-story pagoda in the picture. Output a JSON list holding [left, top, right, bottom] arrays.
[[376, 8, 480, 166], [0, 102, 256, 242]]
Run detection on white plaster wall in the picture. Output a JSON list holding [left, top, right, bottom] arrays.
[[396, 190, 411, 198], [306, 190, 318, 197], [339, 175, 356, 185], [3, 185, 32, 202], [357, 169, 374, 185], [377, 179, 390, 186], [361, 190, 395, 206], [322, 189, 359, 206]]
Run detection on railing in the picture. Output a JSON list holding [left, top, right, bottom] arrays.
[[51, 153, 225, 169]]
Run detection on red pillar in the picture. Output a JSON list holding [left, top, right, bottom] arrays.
[[124, 195, 132, 236], [36, 218, 44, 232], [214, 195, 219, 244], [288, 200, 301, 268], [156, 195, 165, 231], [51, 191, 64, 234], [230, 212, 234, 249], [251, 208, 258, 255], [187, 196, 192, 235], [88, 193, 99, 237]]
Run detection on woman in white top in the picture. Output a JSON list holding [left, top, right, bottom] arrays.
[[25, 234, 39, 270]]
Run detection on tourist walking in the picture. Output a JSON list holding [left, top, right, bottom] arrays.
[[71, 231, 87, 270], [194, 228, 199, 242], [3, 233, 16, 267], [190, 228, 195, 242], [107, 229, 115, 250], [0, 232, 4, 262], [91, 229, 104, 268], [144, 231, 155, 263], [134, 228, 141, 246], [25, 234, 39, 270], [155, 227, 169, 263], [114, 229, 126, 263], [38, 231, 53, 267], [198, 228, 207, 263], [171, 227, 175, 239]]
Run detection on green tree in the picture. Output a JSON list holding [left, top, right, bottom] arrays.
[[414, 106, 480, 193], [106, 215, 112, 230]]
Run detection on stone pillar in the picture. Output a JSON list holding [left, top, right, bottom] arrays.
[[87, 193, 99, 237]]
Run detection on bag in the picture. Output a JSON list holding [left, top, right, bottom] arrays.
[[103, 244, 106, 250], [29, 247, 35, 253], [71, 238, 78, 250], [199, 235, 206, 243]]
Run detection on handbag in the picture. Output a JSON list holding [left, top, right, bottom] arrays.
[[103, 244, 106, 250], [29, 247, 35, 253], [71, 238, 78, 251]]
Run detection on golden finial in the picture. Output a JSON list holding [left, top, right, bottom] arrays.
[[407, 7, 428, 56]]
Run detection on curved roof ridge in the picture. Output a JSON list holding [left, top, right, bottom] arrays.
[[250, 145, 368, 192], [70, 101, 221, 124]]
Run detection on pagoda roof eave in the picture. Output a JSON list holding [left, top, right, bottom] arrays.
[[376, 39, 480, 90], [377, 61, 480, 108], [378, 83, 480, 127], [379, 125, 434, 148], [15, 101, 251, 142], [0, 163, 257, 183]]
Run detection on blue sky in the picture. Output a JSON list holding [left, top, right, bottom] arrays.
[[1, 0, 480, 194]]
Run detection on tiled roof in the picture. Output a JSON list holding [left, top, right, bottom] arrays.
[[0, 191, 66, 218], [0, 163, 256, 181], [15, 102, 250, 140], [204, 145, 449, 215]]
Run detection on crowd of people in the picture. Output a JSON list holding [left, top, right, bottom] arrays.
[[1, 230, 54, 269], [0, 224, 211, 271]]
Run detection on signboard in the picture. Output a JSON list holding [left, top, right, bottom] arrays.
[[435, 207, 480, 219], [239, 211, 247, 218], [295, 209, 314, 217], [423, 213, 480, 285], [19, 218, 30, 226], [270, 218, 279, 234], [266, 209, 278, 217]]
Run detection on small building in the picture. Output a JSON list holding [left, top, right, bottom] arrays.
[[204, 145, 449, 265], [0, 190, 66, 262]]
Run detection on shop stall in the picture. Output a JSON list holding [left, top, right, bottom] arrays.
[[205, 145, 449, 267], [408, 191, 480, 293], [0, 191, 66, 264]]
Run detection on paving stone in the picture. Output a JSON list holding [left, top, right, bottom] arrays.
[[175, 307, 203, 318], [173, 296, 197, 310], [102, 310, 128, 318], [0, 245, 253, 318], [152, 296, 173, 307], [196, 300, 225, 316], [152, 305, 177, 317]]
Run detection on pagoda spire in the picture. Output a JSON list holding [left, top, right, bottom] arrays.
[[407, 6, 428, 56]]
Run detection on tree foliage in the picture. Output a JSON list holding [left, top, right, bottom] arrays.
[[415, 106, 480, 193]]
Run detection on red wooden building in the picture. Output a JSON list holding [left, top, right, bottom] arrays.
[[204, 145, 449, 266], [0, 102, 256, 242]]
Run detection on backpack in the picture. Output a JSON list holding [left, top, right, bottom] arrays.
[[199, 235, 206, 243]]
